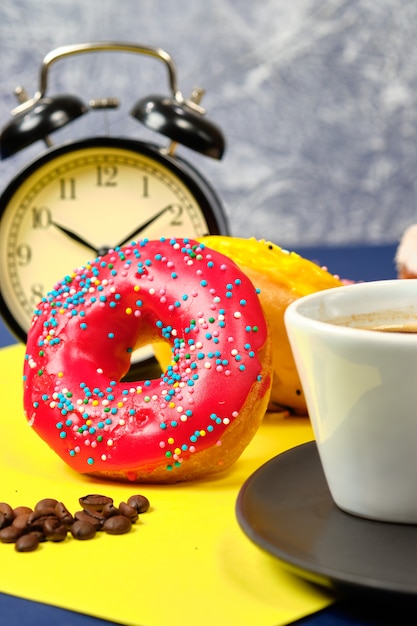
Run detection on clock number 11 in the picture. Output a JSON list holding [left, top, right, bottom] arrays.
[[59, 178, 76, 200]]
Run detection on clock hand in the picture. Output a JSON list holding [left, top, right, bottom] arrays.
[[114, 205, 174, 248], [53, 204, 175, 258], [52, 221, 99, 255]]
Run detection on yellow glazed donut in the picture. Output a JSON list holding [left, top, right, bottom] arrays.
[[199, 236, 343, 413], [154, 236, 342, 414]]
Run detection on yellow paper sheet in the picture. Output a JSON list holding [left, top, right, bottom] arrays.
[[0, 344, 335, 626]]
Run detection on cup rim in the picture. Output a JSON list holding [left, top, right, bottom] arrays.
[[284, 278, 417, 340]]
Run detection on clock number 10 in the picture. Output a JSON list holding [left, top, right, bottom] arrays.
[[32, 207, 51, 229]]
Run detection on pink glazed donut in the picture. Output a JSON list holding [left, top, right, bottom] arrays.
[[23, 238, 272, 482]]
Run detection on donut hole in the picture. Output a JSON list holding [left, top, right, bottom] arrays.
[[122, 355, 162, 383], [122, 346, 163, 383]]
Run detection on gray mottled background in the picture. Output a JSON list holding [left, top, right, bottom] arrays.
[[1, 0, 417, 249]]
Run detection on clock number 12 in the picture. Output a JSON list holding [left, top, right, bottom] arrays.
[[96, 165, 118, 187]]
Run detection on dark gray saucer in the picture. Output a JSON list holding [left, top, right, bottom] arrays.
[[236, 441, 417, 596]]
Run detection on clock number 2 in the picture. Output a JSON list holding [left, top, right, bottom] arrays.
[[168, 203, 184, 226]]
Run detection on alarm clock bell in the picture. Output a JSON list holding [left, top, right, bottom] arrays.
[[0, 41, 229, 373], [0, 41, 225, 160]]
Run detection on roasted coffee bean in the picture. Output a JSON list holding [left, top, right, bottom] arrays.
[[0, 492, 150, 551], [70, 520, 97, 540], [43, 519, 67, 542], [74, 510, 103, 529], [0, 513, 10, 530], [127, 494, 150, 514], [34, 498, 59, 511], [80, 507, 107, 523], [55, 502, 74, 527], [102, 502, 120, 518], [15, 532, 40, 552], [119, 502, 138, 522], [30, 530, 46, 543], [12, 512, 31, 531], [102, 514, 132, 535], [79, 494, 113, 513], [13, 506, 32, 517], [0, 526, 22, 543], [27, 507, 57, 530], [0, 502, 14, 525]]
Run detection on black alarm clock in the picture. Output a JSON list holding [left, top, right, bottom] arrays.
[[0, 41, 229, 346]]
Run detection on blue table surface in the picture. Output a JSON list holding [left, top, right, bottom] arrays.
[[0, 243, 399, 350], [2, 242, 415, 626]]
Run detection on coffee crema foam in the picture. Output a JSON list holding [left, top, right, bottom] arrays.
[[328, 311, 417, 333], [361, 324, 417, 333]]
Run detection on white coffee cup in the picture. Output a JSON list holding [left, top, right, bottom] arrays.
[[284, 279, 417, 524]]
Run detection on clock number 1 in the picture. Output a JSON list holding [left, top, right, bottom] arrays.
[[142, 176, 149, 197]]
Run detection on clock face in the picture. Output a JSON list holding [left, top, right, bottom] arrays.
[[0, 137, 227, 341]]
